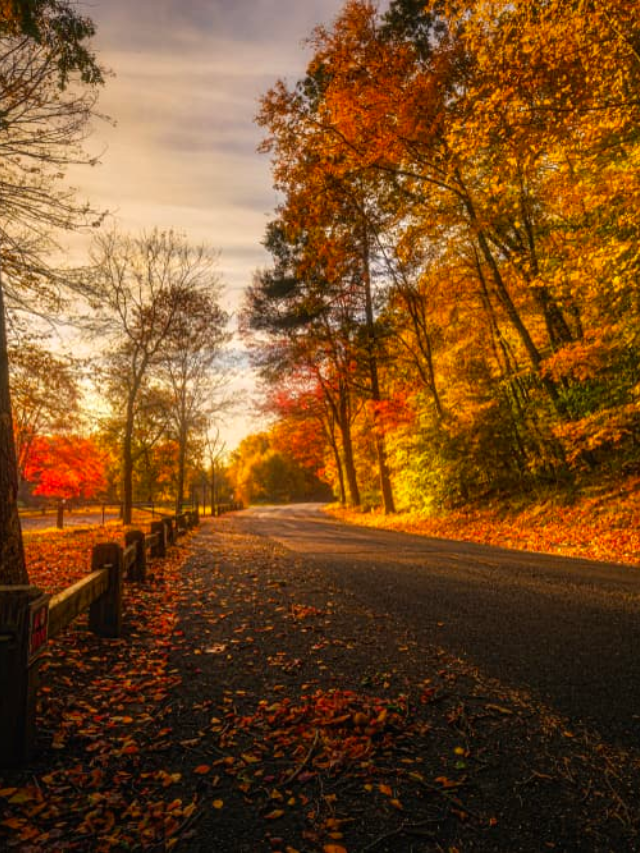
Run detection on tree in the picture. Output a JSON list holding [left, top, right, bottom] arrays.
[[90, 228, 225, 524], [22, 434, 105, 500], [158, 288, 230, 514], [242, 219, 364, 507], [8, 340, 80, 495], [257, 60, 401, 511], [0, 0, 104, 585], [228, 430, 330, 505]]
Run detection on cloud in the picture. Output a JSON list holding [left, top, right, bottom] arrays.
[[77, 0, 352, 261], [91, 0, 348, 54], [69, 0, 352, 447]]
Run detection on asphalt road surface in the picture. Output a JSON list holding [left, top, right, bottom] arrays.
[[234, 503, 640, 750]]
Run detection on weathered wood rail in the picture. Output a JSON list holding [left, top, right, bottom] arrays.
[[0, 510, 199, 768]]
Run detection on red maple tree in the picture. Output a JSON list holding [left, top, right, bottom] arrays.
[[23, 434, 107, 500]]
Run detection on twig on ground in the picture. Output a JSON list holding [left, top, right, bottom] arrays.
[[282, 728, 321, 785]]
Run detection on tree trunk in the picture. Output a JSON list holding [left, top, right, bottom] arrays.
[[362, 231, 396, 514], [342, 426, 360, 507], [337, 386, 361, 506], [210, 464, 215, 515], [326, 422, 346, 506], [122, 397, 135, 526], [0, 280, 28, 585], [176, 426, 187, 515], [399, 284, 444, 420]]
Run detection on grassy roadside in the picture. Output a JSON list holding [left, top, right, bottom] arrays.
[[325, 474, 640, 568]]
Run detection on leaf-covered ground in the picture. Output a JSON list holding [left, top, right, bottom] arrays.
[[328, 475, 640, 568], [23, 525, 129, 595], [2, 517, 640, 851]]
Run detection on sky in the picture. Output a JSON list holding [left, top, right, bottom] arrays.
[[70, 0, 352, 449]]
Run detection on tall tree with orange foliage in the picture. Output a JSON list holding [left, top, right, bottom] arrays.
[[257, 49, 401, 511]]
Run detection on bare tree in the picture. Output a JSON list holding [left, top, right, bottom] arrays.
[[90, 227, 225, 524], [158, 288, 230, 513]]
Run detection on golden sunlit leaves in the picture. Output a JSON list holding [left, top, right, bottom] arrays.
[[254, 0, 640, 508]]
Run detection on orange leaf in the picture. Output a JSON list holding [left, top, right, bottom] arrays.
[[264, 809, 285, 820]]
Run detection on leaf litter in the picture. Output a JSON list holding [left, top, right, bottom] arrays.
[[1, 519, 639, 851]]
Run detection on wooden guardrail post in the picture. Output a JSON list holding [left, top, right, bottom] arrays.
[[150, 520, 166, 558], [0, 586, 49, 766], [163, 517, 175, 546], [88, 543, 124, 638], [125, 530, 146, 582]]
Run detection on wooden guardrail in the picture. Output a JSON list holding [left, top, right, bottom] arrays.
[[213, 501, 243, 517], [0, 510, 199, 767]]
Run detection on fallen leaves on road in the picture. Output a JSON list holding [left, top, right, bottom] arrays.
[[2, 519, 639, 852]]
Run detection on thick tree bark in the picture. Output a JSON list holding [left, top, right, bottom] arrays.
[[0, 281, 28, 585], [333, 446, 346, 506], [326, 420, 346, 506], [341, 424, 360, 507]]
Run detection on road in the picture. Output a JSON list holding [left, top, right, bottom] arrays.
[[234, 503, 640, 749]]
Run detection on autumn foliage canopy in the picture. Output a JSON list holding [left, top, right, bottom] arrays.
[[22, 435, 106, 501], [243, 0, 640, 511]]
